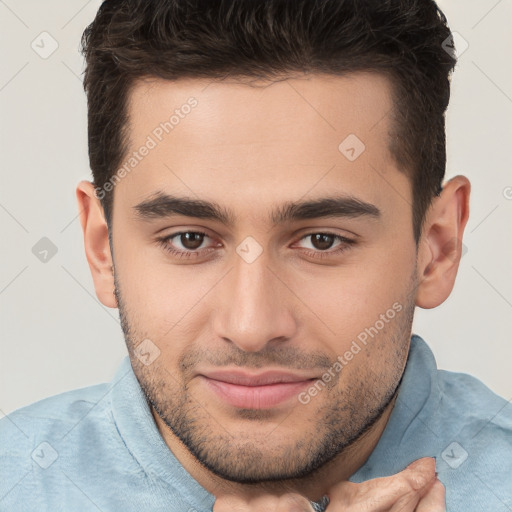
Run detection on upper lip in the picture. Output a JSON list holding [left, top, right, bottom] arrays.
[[199, 370, 317, 386]]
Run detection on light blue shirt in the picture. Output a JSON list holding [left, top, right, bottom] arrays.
[[1, 334, 511, 511]]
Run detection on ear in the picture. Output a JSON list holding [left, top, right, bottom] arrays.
[[76, 180, 117, 309], [415, 175, 471, 309]]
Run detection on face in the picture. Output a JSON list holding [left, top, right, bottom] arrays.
[[110, 72, 419, 483]]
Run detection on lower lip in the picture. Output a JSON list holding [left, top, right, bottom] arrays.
[[201, 377, 313, 409]]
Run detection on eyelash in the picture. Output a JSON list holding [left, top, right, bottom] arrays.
[[156, 230, 356, 261]]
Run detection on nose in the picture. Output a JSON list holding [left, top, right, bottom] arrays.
[[213, 248, 297, 353]]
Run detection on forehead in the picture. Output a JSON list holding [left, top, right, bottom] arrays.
[[127, 71, 394, 147], [116, 72, 409, 226]]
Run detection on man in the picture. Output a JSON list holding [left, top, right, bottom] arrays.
[[1, 0, 511, 510]]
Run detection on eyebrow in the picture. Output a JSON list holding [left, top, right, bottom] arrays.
[[133, 191, 381, 226]]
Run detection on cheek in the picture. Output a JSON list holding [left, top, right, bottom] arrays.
[[115, 246, 221, 347], [114, 235, 182, 307], [292, 249, 414, 364], [301, 252, 412, 324]]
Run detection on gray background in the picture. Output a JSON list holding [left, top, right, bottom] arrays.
[[1, 0, 511, 416]]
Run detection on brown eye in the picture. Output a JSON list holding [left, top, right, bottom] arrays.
[[157, 230, 213, 259], [178, 232, 205, 250], [309, 233, 337, 251], [295, 232, 356, 260]]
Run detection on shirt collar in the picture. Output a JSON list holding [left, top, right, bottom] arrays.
[[110, 357, 215, 509]]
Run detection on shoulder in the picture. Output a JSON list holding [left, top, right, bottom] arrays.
[[408, 335, 511, 435], [436, 368, 512, 429], [0, 382, 112, 440], [0, 382, 122, 509], [433, 369, 512, 510]]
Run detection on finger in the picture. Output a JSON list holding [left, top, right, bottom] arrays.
[[415, 478, 446, 512], [388, 461, 441, 512], [274, 493, 316, 512], [328, 458, 437, 511], [402, 458, 438, 492]]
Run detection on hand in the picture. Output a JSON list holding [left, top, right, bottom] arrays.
[[212, 457, 445, 511]]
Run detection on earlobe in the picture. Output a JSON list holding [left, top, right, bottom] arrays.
[[76, 180, 117, 309], [415, 175, 471, 309]]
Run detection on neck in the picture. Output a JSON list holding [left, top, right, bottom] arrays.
[[150, 393, 397, 501]]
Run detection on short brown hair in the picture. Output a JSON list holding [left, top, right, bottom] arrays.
[[80, 0, 456, 243]]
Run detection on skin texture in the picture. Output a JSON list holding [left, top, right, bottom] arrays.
[[77, 72, 470, 506]]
